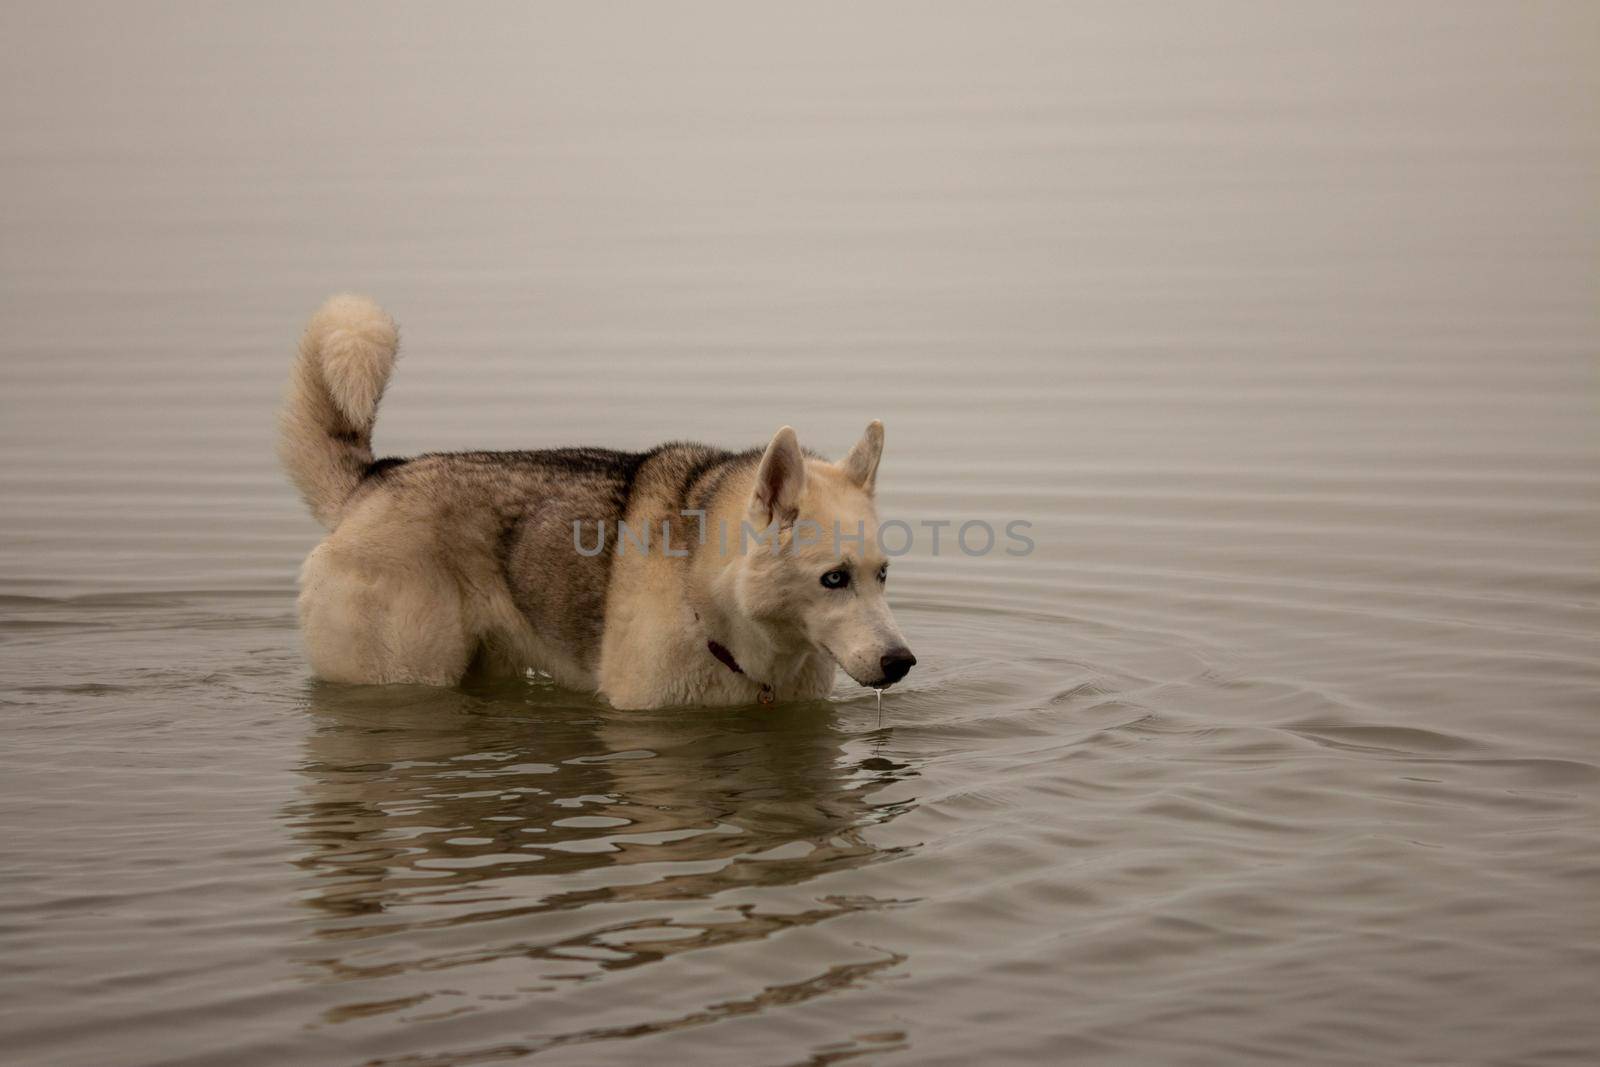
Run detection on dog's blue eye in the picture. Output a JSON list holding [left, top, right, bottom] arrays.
[[877, 564, 888, 583], [820, 569, 850, 589]]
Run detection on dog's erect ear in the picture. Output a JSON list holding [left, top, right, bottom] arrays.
[[749, 425, 807, 527], [839, 419, 884, 494]]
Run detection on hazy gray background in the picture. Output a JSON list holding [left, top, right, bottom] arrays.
[[2, 3, 1597, 1065]]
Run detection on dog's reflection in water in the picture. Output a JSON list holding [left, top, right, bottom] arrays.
[[283, 678, 918, 985]]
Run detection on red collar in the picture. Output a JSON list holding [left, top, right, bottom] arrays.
[[707, 640, 775, 705]]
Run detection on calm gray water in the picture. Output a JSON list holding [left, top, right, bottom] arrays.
[[3, 3, 1598, 1065]]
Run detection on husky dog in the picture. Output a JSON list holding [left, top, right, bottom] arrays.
[[278, 295, 916, 708]]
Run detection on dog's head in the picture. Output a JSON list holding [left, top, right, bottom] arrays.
[[731, 421, 916, 689]]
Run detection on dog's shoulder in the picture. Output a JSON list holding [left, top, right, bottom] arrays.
[[630, 440, 758, 514]]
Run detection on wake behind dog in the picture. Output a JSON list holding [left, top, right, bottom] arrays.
[[279, 295, 915, 709]]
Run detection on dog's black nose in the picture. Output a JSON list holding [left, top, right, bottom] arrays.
[[879, 648, 917, 686]]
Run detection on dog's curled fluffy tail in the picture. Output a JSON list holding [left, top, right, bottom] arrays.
[[278, 294, 399, 528]]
